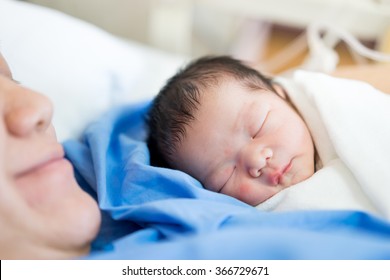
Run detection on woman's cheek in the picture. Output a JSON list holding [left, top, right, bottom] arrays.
[[47, 125, 57, 139]]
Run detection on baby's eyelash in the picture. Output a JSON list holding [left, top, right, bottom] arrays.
[[253, 111, 270, 138], [252, 127, 261, 139], [252, 123, 263, 139]]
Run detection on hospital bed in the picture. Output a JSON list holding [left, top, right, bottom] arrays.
[[1, 0, 390, 259]]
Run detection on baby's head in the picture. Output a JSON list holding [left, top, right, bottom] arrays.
[[147, 56, 315, 205]]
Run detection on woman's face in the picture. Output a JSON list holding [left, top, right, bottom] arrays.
[[0, 53, 100, 259], [175, 79, 315, 206]]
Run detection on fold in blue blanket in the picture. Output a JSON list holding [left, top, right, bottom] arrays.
[[64, 102, 390, 259]]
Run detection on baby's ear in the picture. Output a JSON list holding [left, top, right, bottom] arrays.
[[272, 83, 288, 99]]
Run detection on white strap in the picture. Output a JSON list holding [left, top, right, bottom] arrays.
[[302, 21, 390, 73]]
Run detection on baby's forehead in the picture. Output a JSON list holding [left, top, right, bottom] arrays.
[[201, 77, 272, 99]]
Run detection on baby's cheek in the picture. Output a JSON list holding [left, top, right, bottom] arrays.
[[236, 182, 269, 206], [236, 183, 256, 204], [237, 183, 250, 196]]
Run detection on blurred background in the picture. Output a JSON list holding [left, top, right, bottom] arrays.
[[24, 0, 390, 74]]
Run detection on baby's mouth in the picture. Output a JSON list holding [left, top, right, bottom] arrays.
[[268, 160, 293, 186]]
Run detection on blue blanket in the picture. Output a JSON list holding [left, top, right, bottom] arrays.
[[64, 102, 390, 259]]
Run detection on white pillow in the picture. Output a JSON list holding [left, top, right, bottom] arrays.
[[0, 0, 186, 141]]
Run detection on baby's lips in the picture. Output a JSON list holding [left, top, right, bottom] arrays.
[[267, 160, 293, 186], [267, 172, 281, 186]]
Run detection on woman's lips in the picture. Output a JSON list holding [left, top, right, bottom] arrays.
[[16, 157, 65, 178], [13, 152, 74, 208], [14, 145, 65, 178]]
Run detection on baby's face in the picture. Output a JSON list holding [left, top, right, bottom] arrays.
[[174, 79, 315, 206]]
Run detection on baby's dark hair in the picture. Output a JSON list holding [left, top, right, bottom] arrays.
[[147, 55, 275, 167]]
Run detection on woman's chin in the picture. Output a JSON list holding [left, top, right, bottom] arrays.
[[14, 160, 101, 256]]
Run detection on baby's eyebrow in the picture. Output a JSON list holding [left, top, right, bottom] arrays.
[[238, 101, 261, 136], [233, 101, 252, 132]]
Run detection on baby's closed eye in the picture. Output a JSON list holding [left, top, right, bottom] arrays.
[[252, 111, 269, 139]]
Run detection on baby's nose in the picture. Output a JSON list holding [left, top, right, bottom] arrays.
[[248, 148, 273, 178]]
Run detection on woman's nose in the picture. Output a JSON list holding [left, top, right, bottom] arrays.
[[5, 88, 53, 137], [240, 144, 273, 178]]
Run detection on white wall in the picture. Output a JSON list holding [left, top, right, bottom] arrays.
[[27, 0, 152, 44], [24, 0, 247, 57], [26, 0, 389, 61]]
